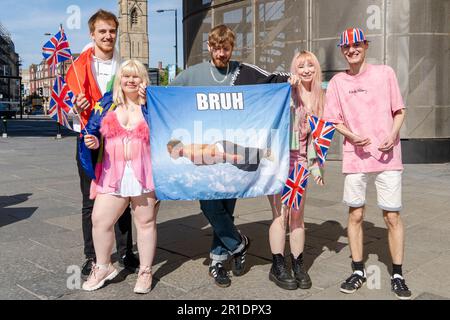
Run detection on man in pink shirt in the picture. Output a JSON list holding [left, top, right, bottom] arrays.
[[323, 28, 411, 300]]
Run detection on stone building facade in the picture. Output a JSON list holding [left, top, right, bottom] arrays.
[[118, 0, 149, 67]]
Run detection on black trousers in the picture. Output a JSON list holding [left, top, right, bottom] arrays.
[[76, 137, 133, 259], [219, 140, 263, 172]]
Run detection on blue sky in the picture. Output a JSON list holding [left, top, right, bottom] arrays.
[[0, 0, 183, 69]]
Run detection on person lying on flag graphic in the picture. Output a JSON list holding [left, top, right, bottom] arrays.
[[166, 139, 274, 172]]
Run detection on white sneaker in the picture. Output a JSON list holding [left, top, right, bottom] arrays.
[[133, 266, 152, 294], [82, 263, 118, 291]]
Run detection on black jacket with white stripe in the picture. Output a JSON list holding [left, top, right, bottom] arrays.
[[231, 62, 291, 86]]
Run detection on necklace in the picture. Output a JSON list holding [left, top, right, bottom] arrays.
[[210, 62, 230, 83], [126, 102, 139, 112]]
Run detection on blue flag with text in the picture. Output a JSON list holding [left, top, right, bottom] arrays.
[[147, 83, 291, 200]]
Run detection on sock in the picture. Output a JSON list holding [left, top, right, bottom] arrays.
[[293, 252, 303, 261], [96, 263, 109, 270], [210, 260, 221, 267], [392, 264, 403, 277], [352, 261, 365, 274]]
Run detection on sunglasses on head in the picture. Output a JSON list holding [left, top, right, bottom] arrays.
[[341, 41, 368, 49]]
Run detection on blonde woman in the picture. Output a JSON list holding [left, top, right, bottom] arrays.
[[267, 51, 325, 290], [81, 59, 158, 294]]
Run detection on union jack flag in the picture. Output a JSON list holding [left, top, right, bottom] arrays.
[[42, 28, 72, 67], [48, 75, 74, 130], [281, 162, 309, 210], [338, 28, 367, 47], [308, 115, 336, 166]]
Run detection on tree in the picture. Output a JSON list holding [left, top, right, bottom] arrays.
[[159, 65, 183, 86], [160, 67, 169, 86]]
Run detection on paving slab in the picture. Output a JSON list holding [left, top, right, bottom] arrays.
[[0, 134, 449, 301]]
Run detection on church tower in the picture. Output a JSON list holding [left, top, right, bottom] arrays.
[[118, 0, 149, 67]]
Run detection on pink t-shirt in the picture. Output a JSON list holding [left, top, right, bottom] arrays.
[[323, 64, 405, 174]]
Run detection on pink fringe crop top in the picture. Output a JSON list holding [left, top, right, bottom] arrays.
[[90, 111, 154, 198]]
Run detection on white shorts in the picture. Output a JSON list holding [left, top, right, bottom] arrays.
[[343, 170, 402, 212]]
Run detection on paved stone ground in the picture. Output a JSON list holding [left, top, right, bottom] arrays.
[[1, 126, 449, 300]]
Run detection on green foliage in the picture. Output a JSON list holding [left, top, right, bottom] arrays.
[[160, 67, 169, 86], [159, 65, 183, 86]]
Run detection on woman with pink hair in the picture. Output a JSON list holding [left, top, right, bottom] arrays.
[[267, 51, 325, 290]]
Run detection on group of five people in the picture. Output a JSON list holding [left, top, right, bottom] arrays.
[[66, 9, 411, 300]]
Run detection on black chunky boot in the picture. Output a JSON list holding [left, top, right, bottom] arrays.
[[269, 254, 298, 290], [291, 253, 312, 289]]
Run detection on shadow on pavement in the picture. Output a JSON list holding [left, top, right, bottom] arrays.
[[301, 220, 391, 275], [0, 193, 38, 227], [148, 213, 393, 289], [2, 119, 77, 138]]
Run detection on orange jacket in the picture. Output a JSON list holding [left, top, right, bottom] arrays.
[[66, 47, 103, 127]]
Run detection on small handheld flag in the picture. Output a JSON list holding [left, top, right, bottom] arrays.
[[42, 28, 72, 67], [48, 75, 74, 130], [281, 162, 310, 210], [308, 115, 336, 166]]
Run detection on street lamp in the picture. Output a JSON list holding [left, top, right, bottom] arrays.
[[156, 9, 178, 75], [43, 32, 56, 116]]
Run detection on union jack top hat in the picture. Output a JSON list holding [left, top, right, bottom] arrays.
[[338, 28, 369, 47]]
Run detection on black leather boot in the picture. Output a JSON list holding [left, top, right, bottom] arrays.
[[269, 254, 298, 290], [291, 253, 312, 289]]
